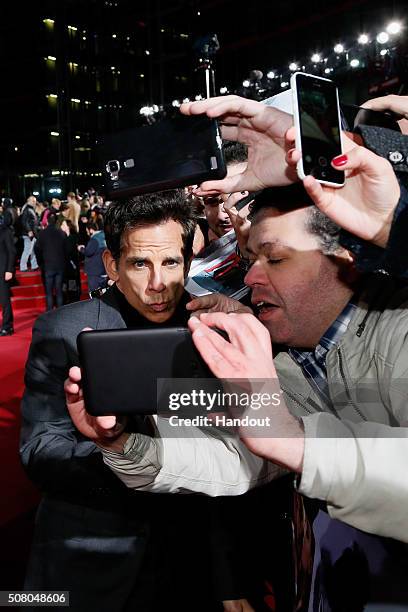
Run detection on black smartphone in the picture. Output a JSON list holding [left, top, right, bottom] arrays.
[[235, 190, 261, 212], [97, 114, 226, 199], [340, 103, 401, 132], [291, 72, 345, 187]]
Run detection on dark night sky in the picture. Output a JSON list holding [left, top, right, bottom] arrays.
[[0, 0, 406, 196]]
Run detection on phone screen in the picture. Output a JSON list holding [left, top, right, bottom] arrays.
[[296, 74, 344, 185]]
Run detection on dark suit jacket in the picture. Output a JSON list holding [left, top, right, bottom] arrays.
[[0, 226, 15, 302], [34, 225, 67, 273], [19, 287, 229, 611]]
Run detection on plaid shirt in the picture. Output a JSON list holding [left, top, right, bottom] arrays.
[[288, 302, 357, 405]]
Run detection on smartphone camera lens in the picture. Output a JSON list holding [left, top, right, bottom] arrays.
[[106, 160, 120, 180], [107, 160, 120, 173], [318, 156, 328, 167]]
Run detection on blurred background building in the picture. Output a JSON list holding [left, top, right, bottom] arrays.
[[0, 0, 406, 201]]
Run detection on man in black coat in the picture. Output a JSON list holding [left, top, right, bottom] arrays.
[[0, 218, 16, 335], [34, 213, 67, 310], [21, 190, 280, 612]]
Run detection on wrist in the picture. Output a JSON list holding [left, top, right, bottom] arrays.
[[372, 219, 393, 249], [273, 417, 305, 473]]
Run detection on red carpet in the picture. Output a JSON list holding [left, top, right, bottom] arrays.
[[0, 269, 88, 589], [0, 273, 44, 527], [0, 270, 44, 589]]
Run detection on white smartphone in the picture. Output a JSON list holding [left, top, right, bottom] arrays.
[[291, 72, 345, 187]]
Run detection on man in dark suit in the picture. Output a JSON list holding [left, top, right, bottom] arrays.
[[34, 213, 67, 310], [0, 218, 16, 335], [21, 190, 272, 612]]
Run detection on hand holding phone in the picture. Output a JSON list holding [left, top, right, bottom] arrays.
[[291, 72, 345, 188]]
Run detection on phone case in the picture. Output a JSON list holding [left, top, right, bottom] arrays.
[[291, 72, 345, 188], [77, 327, 220, 416], [97, 115, 227, 199]]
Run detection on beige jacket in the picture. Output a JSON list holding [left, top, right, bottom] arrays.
[[102, 275, 408, 542]]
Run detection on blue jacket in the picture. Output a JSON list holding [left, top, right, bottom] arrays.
[[83, 230, 106, 276]]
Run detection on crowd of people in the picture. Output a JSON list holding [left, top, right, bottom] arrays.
[[0, 190, 109, 334], [1, 90, 408, 610]]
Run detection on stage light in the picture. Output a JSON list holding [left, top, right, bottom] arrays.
[[350, 59, 360, 68], [334, 44, 344, 53], [376, 31, 389, 44], [195, 94, 203, 100], [324, 67, 332, 74], [358, 34, 369, 44], [71, 98, 81, 103], [67, 25, 78, 31], [172, 100, 181, 107], [46, 94, 58, 99], [183, 98, 190, 103], [289, 62, 298, 71], [145, 50, 150, 55], [386, 21, 402, 35], [311, 53, 321, 63], [242, 80, 250, 87], [43, 19, 54, 25], [380, 49, 388, 56], [75, 135, 81, 140], [112, 34, 117, 38], [47, 56, 56, 61], [220, 86, 228, 94], [281, 81, 289, 88], [50, 131, 60, 137]]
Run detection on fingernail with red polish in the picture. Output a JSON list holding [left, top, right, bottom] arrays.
[[332, 154, 348, 167]]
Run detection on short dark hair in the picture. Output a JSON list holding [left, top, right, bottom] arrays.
[[223, 141, 248, 165], [88, 221, 100, 232], [251, 184, 342, 255], [104, 189, 197, 264]]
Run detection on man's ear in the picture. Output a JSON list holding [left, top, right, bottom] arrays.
[[102, 249, 119, 281], [335, 248, 360, 283], [335, 247, 355, 264]]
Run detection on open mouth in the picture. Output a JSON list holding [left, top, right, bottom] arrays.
[[253, 300, 279, 316]]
